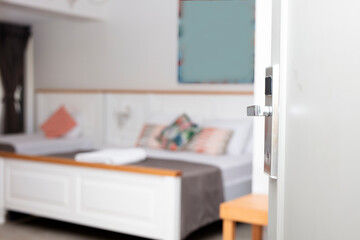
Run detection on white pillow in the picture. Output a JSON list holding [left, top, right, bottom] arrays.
[[63, 114, 82, 138], [243, 130, 253, 154], [202, 118, 253, 156]]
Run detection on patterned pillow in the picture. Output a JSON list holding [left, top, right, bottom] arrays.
[[157, 114, 201, 151], [41, 106, 77, 138], [136, 124, 166, 149], [184, 127, 233, 155]]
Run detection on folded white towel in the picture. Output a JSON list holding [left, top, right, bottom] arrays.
[[75, 148, 146, 165]]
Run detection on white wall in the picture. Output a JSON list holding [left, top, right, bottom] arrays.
[[33, 0, 253, 92], [0, 0, 109, 20]]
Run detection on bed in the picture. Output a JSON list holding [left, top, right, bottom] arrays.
[[0, 149, 252, 240], [0, 133, 94, 155], [0, 91, 254, 240]]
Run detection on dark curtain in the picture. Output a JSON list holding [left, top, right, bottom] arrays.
[[0, 22, 30, 134]]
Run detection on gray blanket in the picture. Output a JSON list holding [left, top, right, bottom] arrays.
[[0, 143, 16, 152], [49, 152, 224, 239], [131, 159, 224, 239]]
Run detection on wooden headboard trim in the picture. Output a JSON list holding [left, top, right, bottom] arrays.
[[36, 89, 254, 95]]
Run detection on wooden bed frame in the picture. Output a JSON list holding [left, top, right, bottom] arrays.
[[0, 152, 182, 240]]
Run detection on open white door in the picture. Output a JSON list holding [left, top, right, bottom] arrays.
[[263, 0, 360, 239]]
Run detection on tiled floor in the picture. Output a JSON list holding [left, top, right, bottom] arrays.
[[0, 212, 251, 240]]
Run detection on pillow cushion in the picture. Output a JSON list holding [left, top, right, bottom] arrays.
[[41, 106, 77, 138], [63, 124, 81, 138], [243, 131, 253, 154], [184, 127, 233, 155], [202, 119, 253, 156], [157, 114, 201, 151], [63, 114, 82, 138], [136, 124, 166, 149]]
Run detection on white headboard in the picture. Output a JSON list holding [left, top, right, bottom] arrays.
[[36, 91, 253, 148], [104, 93, 253, 147], [36, 93, 104, 147]]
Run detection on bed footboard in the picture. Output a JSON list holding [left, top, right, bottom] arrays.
[[0, 157, 181, 240]]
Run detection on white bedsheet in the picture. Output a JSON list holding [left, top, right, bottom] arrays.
[[145, 149, 252, 201], [0, 133, 94, 155]]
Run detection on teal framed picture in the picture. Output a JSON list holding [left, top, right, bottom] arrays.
[[178, 0, 255, 84]]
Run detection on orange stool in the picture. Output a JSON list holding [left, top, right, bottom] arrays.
[[220, 194, 268, 240]]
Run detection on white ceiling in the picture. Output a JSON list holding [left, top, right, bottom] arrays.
[[0, 2, 91, 26]]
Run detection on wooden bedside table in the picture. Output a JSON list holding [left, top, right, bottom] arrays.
[[220, 194, 268, 240]]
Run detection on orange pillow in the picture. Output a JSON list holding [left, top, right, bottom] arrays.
[[41, 106, 77, 138]]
